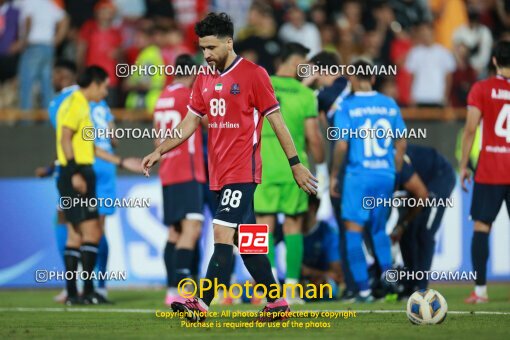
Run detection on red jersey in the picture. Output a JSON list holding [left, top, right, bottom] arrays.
[[188, 56, 280, 190], [79, 20, 122, 86], [467, 75, 510, 184], [155, 83, 206, 186]]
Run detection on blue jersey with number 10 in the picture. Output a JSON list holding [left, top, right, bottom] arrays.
[[333, 91, 406, 177]]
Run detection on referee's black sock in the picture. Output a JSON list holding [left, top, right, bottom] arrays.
[[202, 243, 233, 306], [241, 253, 278, 303], [172, 248, 194, 286], [164, 242, 176, 287], [64, 247, 80, 298], [80, 242, 99, 296], [472, 231, 489, 286]]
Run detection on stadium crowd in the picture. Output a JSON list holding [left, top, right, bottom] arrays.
[[0, 0, 509, 112]]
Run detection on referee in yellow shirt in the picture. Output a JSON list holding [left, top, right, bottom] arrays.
[[56, 66, 109, 305]]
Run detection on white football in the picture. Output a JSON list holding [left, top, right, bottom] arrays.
[[406, 289, 448, 325]]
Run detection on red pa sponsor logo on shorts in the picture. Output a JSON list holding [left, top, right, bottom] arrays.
[[238, 224, 269, 254]]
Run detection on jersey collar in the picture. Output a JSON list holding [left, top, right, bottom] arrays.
[[218, 55, 242, 77], [496, 75, 510, 82], [354, 90, 377, 96]]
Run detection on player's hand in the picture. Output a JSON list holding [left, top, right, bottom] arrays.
[[35, 166, 51, 178], [121, 157, 143, 173], [72, 173, 87, 194], [292, 163, 318, 195], [460, 166, 472, 192], [390, 224, 405, 244], [142, 150, 161, 177], [330, 176, 340, 198]]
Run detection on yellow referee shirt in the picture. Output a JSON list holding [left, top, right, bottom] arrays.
[[56, 90, 95, 166]]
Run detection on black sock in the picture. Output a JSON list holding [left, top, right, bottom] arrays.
[[64, 247, 80, 298], [202, 243, 233, 306], [241, 253, 278, 302], [172, 248, 194, 286], [190, 242, 200, 278], [164, 242, 176, 287], [472, 231, 489, 285], [80, 242, 98, 295]]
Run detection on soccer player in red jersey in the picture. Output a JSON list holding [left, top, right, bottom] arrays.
[[460, 41, 510, 304], [153, 55, 206, 306], [142, 13, 317, 322]]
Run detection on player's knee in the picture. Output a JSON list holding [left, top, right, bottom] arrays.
[[283, 216, 303, 234], [213, 225, 235, 244], [474, 221, 490, 233], [181, 220, 202, 241]]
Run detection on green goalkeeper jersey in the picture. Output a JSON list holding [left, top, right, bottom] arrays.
[[261, 76, 318, 184]]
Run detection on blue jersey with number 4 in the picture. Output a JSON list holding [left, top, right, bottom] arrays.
[[333, 91, 406, 177]]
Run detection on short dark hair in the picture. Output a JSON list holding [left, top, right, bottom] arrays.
[[77, 65, 109, 87], [352, 59, 374, 81], [54, 59, 77, 74], [310, 51, 341, 67], [280, 42, 310, 62], [195, 12, 234, 38], [174, 54, 198, 77], [494, 40, 510, 68]]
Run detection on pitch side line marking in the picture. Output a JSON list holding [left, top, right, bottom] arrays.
[[0, 308, 509, 315]]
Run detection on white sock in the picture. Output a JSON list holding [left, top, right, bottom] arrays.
[[272, 268, 278, 282], [475, 285, 487, 297], [167, 287, 178, 296], [285, 278, 298, 285], [359, 289, 371, 298]]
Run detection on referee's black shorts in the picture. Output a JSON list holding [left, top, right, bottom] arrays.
[[57, 165, 99, 226]]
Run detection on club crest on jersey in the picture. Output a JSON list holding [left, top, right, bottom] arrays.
[[215, 83, 223, 92], [230, 83, 240, 95]]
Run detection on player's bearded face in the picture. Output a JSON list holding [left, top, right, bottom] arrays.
[[199, 36, 232, 71]]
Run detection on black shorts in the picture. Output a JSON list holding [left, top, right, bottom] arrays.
[[212, 183, 257, 228], [470, 183, 510, 224], [57, 165, 99, 226], [163, 181, 204, 226]]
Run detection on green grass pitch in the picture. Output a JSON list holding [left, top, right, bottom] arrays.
[[0, 283, 508, 339]]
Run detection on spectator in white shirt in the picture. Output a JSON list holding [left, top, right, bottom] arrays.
[[405, 22, 455, 107], [453, 8, 493, 76], [17, 0, 69, 111], [278, 6, 321, 58]]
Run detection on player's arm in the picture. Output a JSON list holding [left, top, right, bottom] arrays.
[[109, 120, 118, 149], [266, 110, 318, 195], [305, 117, 328, 197], [305, 117, 325, 163], [328, 261, 343, 284], [152, 119, 160, 148], [142, 111, 201, 176], [54, 15, 69, 47], [390, 173, 429, 243], [394, 138, 407, 172], [94, 147, 142, 173], [330, 140, 347, 198], [460, 106, 482, 191], [60, 126, 87, 194], [444, 72, 453, 106], [35, 161, 56, 178], [61, 126, 76, 161]]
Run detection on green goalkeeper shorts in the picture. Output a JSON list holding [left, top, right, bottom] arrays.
[[254, 181, 308, 215]]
